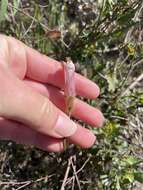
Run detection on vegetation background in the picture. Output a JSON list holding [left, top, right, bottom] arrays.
[[0, 0, 143, 189]]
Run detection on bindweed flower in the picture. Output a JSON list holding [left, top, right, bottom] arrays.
[[63, 57, 76, 117], [63, 58, 76, 150]]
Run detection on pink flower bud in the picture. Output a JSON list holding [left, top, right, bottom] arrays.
[[63, 58, 76, 97], [63, 58, 76, 116]]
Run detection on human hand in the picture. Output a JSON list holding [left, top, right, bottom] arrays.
[[0, 35, 104, 152]]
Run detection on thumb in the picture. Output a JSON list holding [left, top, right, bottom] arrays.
[[0, 73, 77, 138]]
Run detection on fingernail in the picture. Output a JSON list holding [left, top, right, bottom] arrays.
[[54, 115, 77, 137], [98, 115, 106, 128], [95, 109, 105, 128]]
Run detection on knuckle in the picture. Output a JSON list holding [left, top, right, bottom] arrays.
[[36, 98, 58, 131], [38, 98, 51, 124]]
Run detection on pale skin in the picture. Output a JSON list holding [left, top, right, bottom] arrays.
[[0, 35, 104, 152]]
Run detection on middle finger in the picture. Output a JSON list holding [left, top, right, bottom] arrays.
[[24, 79, 104, 128]]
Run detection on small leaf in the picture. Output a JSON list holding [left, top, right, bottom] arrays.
[[105, 72, 118, 92], [0, 0, 8, 23], [13, 0, 20, 16], [127, 43, 136, 56], [140, 94, 143, 105], [123, 156, 141, 166], [103, 122, 119, 138], [134, 172, 143, 183], [123, 171, 134, 183], [118, 9, 136, 24], [45, 30, 61, 39]]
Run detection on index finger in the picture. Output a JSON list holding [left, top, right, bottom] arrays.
[[25, 47, 100, 99]]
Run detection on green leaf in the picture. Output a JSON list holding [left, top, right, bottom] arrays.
[[103, 122, 120, 138], [123, 156, 141, 166], [140, 94, 143, 105], [134, 172, 143, 183], [13, 0, 20, 16], [105, 72, 118, 92], [118, 9, 136, 24], [123, 171, 134, 183], [127, 43, 136, 56], [0, 0, 8, 23]]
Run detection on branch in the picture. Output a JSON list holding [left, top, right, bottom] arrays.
[[121, 73, 143, 96]]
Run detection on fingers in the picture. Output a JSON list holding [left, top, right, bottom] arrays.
[[0, 118, 95, 150], [0, 118, 64, 152], [0, 35, 100, 99], [0, 72, 97, 147], [0, 35, 99, 150], [0, 73, 77, 139], [25, 47, 100, 99], [0, 56, 97, 149], [69, 125, 96, 148], [24, 80, 104, 127]]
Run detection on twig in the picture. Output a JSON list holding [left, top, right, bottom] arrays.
[[0, 181, 28, 185], [8, 3, 50, 31], [0, 175, 53, 189], [21, 14, 36, 39], [60, 157, 72, 190], [71, 156, 81, 190], [76, 158, 90, 175], [65, 158, 90, 185], [116, 59, 134, 98], [95, 46, 119, 54], [121, 73, 143, 96], [118, 58, 143, 96], [110, 115, 128, 121], [124, 2, 143, 44], [80, 180, 91, 184], [16, 181, 31, 190], [0, 152, 8, 173], [71, 156, 76, 190], [72, 173, 75, 190]]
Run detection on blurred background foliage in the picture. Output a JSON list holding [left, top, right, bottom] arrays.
[[0, 0, 143, 189]]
